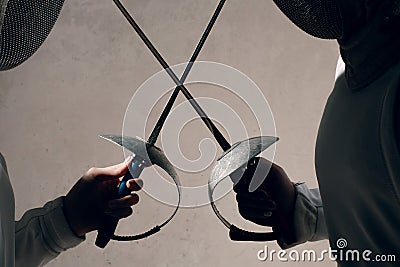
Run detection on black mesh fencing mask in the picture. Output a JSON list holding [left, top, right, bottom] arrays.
[[0, 0, 64, 71], [273, 0, 344, 39]]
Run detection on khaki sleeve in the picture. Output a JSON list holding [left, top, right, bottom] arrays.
[[15, 197, 84, 267]]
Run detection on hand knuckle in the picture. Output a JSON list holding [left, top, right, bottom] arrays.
[[86, 167, 97, 177], [126, 208, 133, 217], [238, 207, 249, 219]]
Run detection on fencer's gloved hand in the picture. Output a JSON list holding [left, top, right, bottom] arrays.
[[231, 157, 296, 245], [63, 158, 143, 237]]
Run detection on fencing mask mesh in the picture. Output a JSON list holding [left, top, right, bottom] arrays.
[[0, 0, 7, 35], [273, 0, 343, 39], [0, 0, 64, 71]]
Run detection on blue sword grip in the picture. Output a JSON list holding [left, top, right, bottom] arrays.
[[117, 159, 144, 197]]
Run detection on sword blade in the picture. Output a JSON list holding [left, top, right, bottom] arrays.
[[148, 0, 226, 146], [113, 0, 231, 151]]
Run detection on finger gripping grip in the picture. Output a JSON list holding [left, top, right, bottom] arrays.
[[229, 225, 279, 242]]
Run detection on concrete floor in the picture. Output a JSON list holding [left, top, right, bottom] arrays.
[[0, 0, 338, 266]]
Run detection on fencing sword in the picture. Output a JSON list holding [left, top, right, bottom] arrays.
[[95, 0, 227, 248], [112, 0, 295, 243], [113, 0, 230, 151]]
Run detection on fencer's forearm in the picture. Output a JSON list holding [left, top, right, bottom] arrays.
[[294, 183, 328, 241], [14, 197, 84, 267], [278, 183, 328, 249]]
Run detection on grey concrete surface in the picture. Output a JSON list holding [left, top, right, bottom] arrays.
[[0, 0, 339, 266]]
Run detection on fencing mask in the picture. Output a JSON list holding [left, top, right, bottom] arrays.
[[272, 0, 344, 39], [0, 0, 64, 71]]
